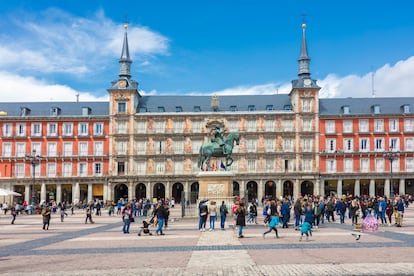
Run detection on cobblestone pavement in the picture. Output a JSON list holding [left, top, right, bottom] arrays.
[[1, 205, 414, 275]]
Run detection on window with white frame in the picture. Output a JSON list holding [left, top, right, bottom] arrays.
[[265, 139, 274, 152], [389, 119, 399, 132], [47, 142, 57, 157], [116, 121, 127, 134], [116, 141, 127, 155], [302, 119, 312, 132], [2, 143, 11, 157], [15, 163, 24, 178], [265, 119, 274, 132], [118, 102, 126, 113], [404, 119, 413, 132], [248, 159, 256, 172], [78, 163, 87, 176], [137, 162, 145, 174], [16, 123, 26, 137], [174, 140, 183, 153], [156, 140, 164, 154], [375, 138, 384, 151], [136, 141, 145, 154], [47, 123, 58, 136], [31, 123, 42, 137], [62, 123, 73, 136], [156, 162, 164, 175], [403, 105, 411, 114], [374, 119, 384, 132], [392, 158, 400, 172], [343, 120, 353, 133], [192, 121, 201, 132], [375, 158, 384, 172], [31, 143, 41, 156], [283, 120, 293, 131], [32, 161, 41, 177], [173, 120, 183, 133], [94, 163, 102, 176], [360, 138, 369, 152], [94, 141, 103, 156], [325, 120, 335, 134], [360, 159, 369, 172], [155, 121, 164, 133], [283, 139, 294, 152], [406, 158, 413, 172], [47, 163, 56, 177], [3, 123, 12, 137], [359, 119, 369, 132], [405, 138, 413, 151], [247, 139, 256, 152], [79, 142, 88, 156], [302, 159, 312, 172], [302, 138, 312, 152], [327, 159, 336, 173], [344, 138, 353, 152], [344, 159, 353, 173], [390, 138, 400, 151], [266, 159, 274, 171], [326, 138, 336, 153], [137, 121, 146, 133], [63, 142, 72, 156], [63, 162, 72, 177], [228, 120, 238, 132], [247, 120, 255, 132], [302, 99, 312, 112], [16, 143, 25, 157], [94, 123, 104, 136], [193, 141, 202, 154]]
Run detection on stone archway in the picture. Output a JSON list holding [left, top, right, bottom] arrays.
[[283, 180, 293, 197], [301, 181, 314, 196], [135, 183, 146, 200], [265, 180, 276, 199], [233, 181, 240, 196], [246, 181, 258, 202], [114, 183, 128, 201], [172, 182, 184, 203], [190, 182, 199, 204], [153, 183, 165, 200]]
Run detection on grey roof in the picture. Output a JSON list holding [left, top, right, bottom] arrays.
[[137, 94, 292, 113], [0, 102, 108, 117], [319, 97, 414, 116]]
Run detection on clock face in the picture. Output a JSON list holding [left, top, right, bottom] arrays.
[[304, 79, 311, 86], [118, 80, 127, 88]]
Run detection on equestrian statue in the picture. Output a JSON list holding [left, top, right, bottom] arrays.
[[198, 125, 240, 171]]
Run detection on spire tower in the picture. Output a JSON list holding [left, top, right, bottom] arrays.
[[119, 24, 132, 79], [298, 23, 311, 80]]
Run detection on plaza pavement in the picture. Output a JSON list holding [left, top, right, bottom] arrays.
[[1, 205, 414, 275]]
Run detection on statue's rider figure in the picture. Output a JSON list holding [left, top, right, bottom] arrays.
[[211, 125, 227, 154]]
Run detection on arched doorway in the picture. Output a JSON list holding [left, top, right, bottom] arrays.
[[406, 179, 414, 196], [342, 180, 355, 197], [246, 181, 258, 202], [153, 183, 165, 200], [190, 182, 199, 203], [46, 184, 57, 204], [375, 180, 385, 197], [301, 181, 313, 196], [265, 180, 276, 200], [283, 181, 293, 197], [360, 180, 369, 196], [135, 183, 146, 200], [233, 181, 240, 196], [61, 184, 72, 204], [172, 182, 184, 203], [114, 184, 128, 201]]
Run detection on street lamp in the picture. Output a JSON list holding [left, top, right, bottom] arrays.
[[384, 150, 400, 199], [26, 149, 42, 205]]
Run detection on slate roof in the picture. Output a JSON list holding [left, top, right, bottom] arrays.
[[319, 97, 413, 116]]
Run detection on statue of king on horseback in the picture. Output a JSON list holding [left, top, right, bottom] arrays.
[[198, 124, 240, 171]]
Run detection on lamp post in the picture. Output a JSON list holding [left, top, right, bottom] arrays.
[[384, 151, 400, 199], [26, 149, 42, 205]]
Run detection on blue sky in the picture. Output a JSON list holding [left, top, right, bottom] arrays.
[[0, 1, 413, 101]]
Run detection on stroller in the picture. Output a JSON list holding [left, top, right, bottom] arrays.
[[138, 220, 153, 236]]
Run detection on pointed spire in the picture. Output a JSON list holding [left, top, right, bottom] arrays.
[[298, 23, 311, 79], [119, 24, 132, 79]]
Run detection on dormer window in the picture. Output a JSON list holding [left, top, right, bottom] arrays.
[[283, 104, 292, 111], [82, 107, 91, 116], [50, 107, 61, 116], [20, 107, 31, 116], [158, 106, 165, 112], [194, 106, 201, 112], [403, 104, 410, 114], [266, 105, 273, 111], [176, 106, 183, 112], [230, 105, 237, 112], [373, 105, 381, 114], [139, 107, 147, 113], [248, 105, 255, 111], [342, 105, 350, 115]]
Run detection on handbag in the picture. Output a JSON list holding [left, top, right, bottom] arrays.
[[130, 217, 135, 222]]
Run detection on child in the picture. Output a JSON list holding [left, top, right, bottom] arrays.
[[138, 220, 153, 236], [299, 221, 312, 241]]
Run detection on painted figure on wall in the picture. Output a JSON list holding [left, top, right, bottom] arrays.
[[147, 137, 155, 154], [257, 156, 265, 171], [184, 118, 192, 133], [147, 159, 155, 174], [184, 158, 192, 173], [165, 159, 173, 174], [257, 117, 264, 131], [184, 137, 192, 153], [147, 119, 155, 132], [276, 136, 283, 151], [166, 138, 174, 153], [257, 135, 265, 152], [238, 158, 247, 172], [239, 137, 247, 153], [239, 117, 246, 132], [165, 118, 174, 132]]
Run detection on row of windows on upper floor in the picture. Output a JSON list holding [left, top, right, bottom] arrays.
[[1, 141, 105, 158], [324, 118, 414, 134], [324, 137, 414, 153], [16, 106, 94, 117], [1, 122, 105, 138], [12, 162, 104, 178], [341, 104, 410, 115], [324, 157, 414, 174]]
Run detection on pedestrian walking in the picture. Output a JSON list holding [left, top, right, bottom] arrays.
[[263, 200, 280, 239], [85, 206, 94, 224], [122, 203, 133, 233], [10, 206, 17, 224], [41, 206, 51, 230], [236, 202, 246, 238], [198, 199, 208, 232]]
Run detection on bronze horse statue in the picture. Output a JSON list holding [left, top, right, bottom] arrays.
[[198, 132, 240, 171]]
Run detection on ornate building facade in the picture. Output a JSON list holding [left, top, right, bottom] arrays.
[[0, 24, 413, 205]]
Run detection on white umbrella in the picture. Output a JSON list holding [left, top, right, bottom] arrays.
[[0, 188, 22, 196]]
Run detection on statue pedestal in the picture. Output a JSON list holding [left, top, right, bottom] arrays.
[[196, 171, 234, 199]]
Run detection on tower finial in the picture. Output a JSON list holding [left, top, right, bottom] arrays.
[[119, 21, 132, 79], [298, 21, 311, 80]]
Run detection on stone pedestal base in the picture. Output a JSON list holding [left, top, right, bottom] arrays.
[[196, 171, 234, 199]]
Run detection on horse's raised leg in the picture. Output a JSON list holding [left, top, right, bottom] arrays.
[[226, 156, 233, 167]]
